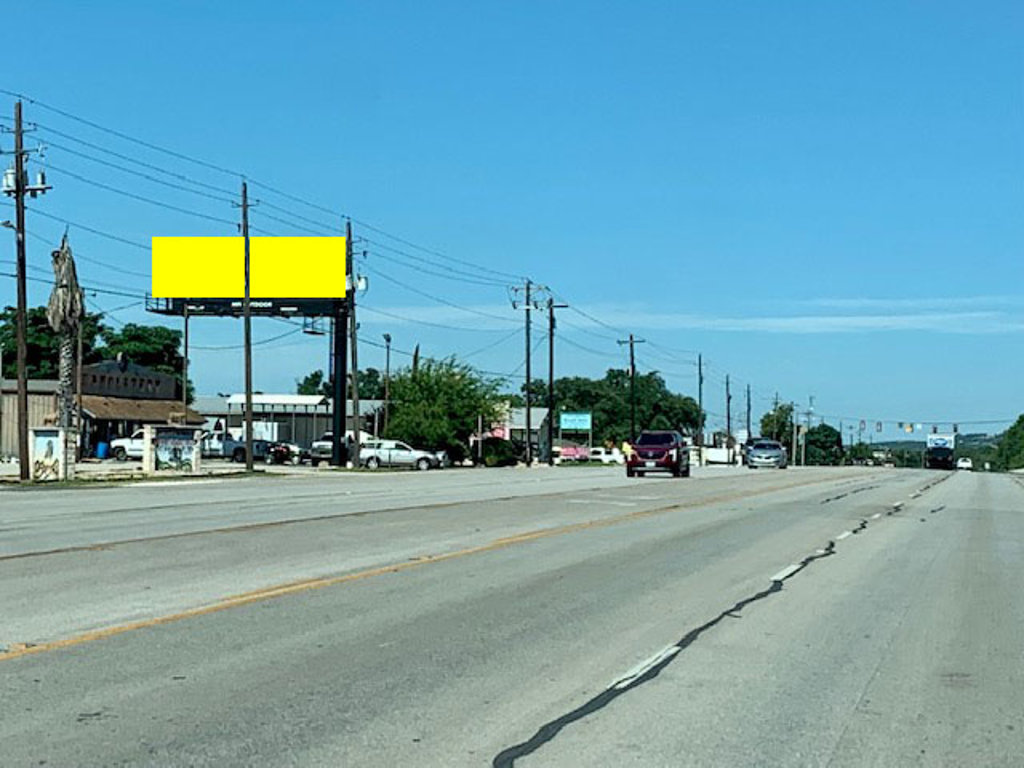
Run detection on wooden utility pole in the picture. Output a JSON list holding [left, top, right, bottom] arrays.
[[745, 383, 751, 440], [546, 299, 567, 466], [382, 333, 391, 435], [76, 321, 83, 458], [241, 181, 254, 471], [182, 306, 189, 414], [772, 392, 780, 440], [13, 102, 29, 479], [791, 402, 798, 465], [697, 354, 704, 458], [725, 374, 732, 457], [511, 280, 542, 465], [524, 280, 533, 464], [617, 334, 645, 441], [349, 240, 361, 465]]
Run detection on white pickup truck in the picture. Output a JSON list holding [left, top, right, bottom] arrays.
[[110, 429, 146, 461]]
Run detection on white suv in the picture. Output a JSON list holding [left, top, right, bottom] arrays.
[[956, 457, 974, 471]]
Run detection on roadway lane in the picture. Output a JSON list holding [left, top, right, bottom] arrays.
[[0, 465, 660, 556], [2, 469, 1020, 766]]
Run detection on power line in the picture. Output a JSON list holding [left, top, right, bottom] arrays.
[[24, 206, 152, 251], [41, 138, 237, 204], [359, 303, 518, 334], [30, 121, 238, 197], [44, 162, 237, 226], [362, 264, 519, 325]]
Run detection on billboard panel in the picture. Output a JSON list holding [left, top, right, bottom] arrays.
[[152, 236, 346, 299]]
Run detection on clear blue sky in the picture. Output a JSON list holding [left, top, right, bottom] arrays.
[[3, 0, 1022, 438]]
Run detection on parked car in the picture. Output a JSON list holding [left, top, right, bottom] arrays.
[[110, 429, 146, 461], [589, 446, 625, 465], [626, 431, 690, 477], [956, 457, 974, 471], [202, 430, 269, 463], [361, 439, 444, 470], [747, 439, 788, 469]]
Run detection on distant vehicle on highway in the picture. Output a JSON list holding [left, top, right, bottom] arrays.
[[626, 430, 690, 478], [956, 457, 974, 471], [925, 433, 956, 470], [747, 439, 788, 469]]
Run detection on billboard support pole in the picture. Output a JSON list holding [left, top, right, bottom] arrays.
[[331, 224, 350, 467], [241, 181, 254, 472]]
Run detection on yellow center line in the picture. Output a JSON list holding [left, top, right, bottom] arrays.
[[0, 473, 851, 663]]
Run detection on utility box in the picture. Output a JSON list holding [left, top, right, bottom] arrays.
[[29, 427, 76, 481], [145, 425, 203, 475]]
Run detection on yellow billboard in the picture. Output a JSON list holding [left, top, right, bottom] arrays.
[[152, 237, 346, 298]]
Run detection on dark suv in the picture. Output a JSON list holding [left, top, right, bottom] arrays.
[[627, 430, 690, 478]]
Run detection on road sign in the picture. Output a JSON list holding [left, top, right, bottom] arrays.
[[559, 412, 592, 431]]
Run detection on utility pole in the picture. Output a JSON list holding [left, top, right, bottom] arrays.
[[348, 244, 361, 465], [745, 383, 751, 440], [182, 305, 189, 415], [772, 392, 780, 440], [791, 402, 798, 465], [331, 221, 351, 466], [241, 181, 254, 472], [3, 101, 51, 479], [546, 298, 567, 466], [725, 375, 732, 461], [512, 281, 544, 465], [697, 354, 704, 463], [524, 280, 532, 465], [382, 333, 391, 435], [76, 320, 83, 458], [617, 334, 645, 441]]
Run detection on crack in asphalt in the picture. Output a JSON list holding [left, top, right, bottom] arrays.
[[820, 485, 879, 505], [492, 474, 951, 766], [491, 542, 837, 767]]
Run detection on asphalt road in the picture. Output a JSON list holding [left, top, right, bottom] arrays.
[[2, 466, 1021, 766]]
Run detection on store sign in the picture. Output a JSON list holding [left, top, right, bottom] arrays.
[[559, 412, 592, 431]]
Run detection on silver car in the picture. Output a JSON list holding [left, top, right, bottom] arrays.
[[360, 439, 444, 470], [747, 440, 788, 469]]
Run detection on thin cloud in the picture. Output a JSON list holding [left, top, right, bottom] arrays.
[[797, 295, 1024, 311], [359, 304, 1024, 334]]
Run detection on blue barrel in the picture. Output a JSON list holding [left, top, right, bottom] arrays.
[[96, 442, 110, 460]]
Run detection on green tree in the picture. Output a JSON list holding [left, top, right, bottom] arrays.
[[97, 322, 193, 401], [0, 306, 105, 379], [760, 403, 794, 448], [995, 415, 1024, 471], [535, 369, 700, 445], [805, 423, 844, 466], [296, 367, 386, 399], [385, 358, 502, 461], [297, 369, 328, 396]]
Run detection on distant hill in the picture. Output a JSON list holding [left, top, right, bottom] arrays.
[[874, 432, 1001, 452]]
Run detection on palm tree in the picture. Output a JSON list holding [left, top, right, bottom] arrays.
[[46, 233, 83, 429]]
